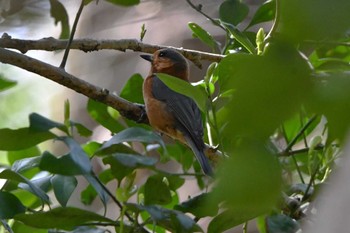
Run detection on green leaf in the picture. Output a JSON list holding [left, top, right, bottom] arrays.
[[84, 174, 109, 207], [0, 128, 55, 151], [208, 209, 256, 233], [72, 122, 93, 137], [156, 73, 207, 112], [11, 221, 48, 233], [217, 42, 312, 140], [0, 75, 17, 92], [49, 0, 70, 39], [0, 191, 26, 219], [120, 73, 144, 104], [103, 153, 157, 181], [87, 99, 124, 133], [175, 193, 218, 218], [18, 175, 52, 196], [219, 0, 249, 26], [12, 156, 41, 173], [14, 207, 114, 230], [279, 0, 350, 42], [98, 127, 165, 152], [0, 169, 49, 203], [247, 0, 275, 28], [222, 23, 256, 54], [7, 146, 41, 165], [58, 137, 92, 174], [105, 0, 140, 6], [266, 214, 300, 233], [144, 175, 172, 205], [51, 175, 77, 207], [126, 204, 202, 233], [29, 113, 65, 132], [39, 151, 87, 175], [83, 141, 102, 157], [188, 22, 219, 52]]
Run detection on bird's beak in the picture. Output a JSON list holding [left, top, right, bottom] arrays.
[[140, 54, 153, 62]]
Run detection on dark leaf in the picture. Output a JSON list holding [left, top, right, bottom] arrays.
[[144, 175, 172, 205], [0, 191, 26, 219], [39, 151, 88, 175], [14, 207, 114, 230], [120, 73, 144, 104], [0, 128, 55, 151], [72, 122, 93, 137], [219, 0, 249, 26], [29, 113, 65, 132], [51, 175, 77, 207], [12, 156, 41, 173], [49, 0, 70, 39], [98, 127, 165, 152], [83, 174, 109, 207], [103, 153, 157, 181]]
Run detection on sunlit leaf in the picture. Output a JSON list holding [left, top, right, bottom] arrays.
[[188, 22, 220, 53], [247, 0, 275, 28], [120, 73, 144, 104], [7, 146, 41, 165], [0, 75, 17, 91]]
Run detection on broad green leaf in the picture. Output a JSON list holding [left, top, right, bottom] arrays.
[[96, 143, 136, 156], [0, 75, 17, 91], [247, 0, 275, 28], [266, 214, 300, 233], [0, 128, 55, 151], [83, 141, 102, 157], [51, 175, 77, 207], [222, 23, 256, 54], [12, 156, 41, 173], [219, 0, 249, 26], [0, 191, 26, 219], [87, 99, 124, 133], [58, 137, 92, 174], [217, 42, 312, 140], [156, 73, 207, 112], [29, 113, 65, 132], [49, 0, 70, 39], [163, 143, 194, 172], [11, 221, 48, 233], [18, 175, 52, 196], [211, 142, 282, 220], [278, 0, 350, 42], [208, 209, 256, 233], [144, 175, 172, 205], [175, 193, 218, 218], [14, 207, 114, 230], [98, 127, 165, 152], [7, 146, 41, 165], [188, 22, 220, 53], [105, 0, 140, 6], [0, 169, 49, 203], [103, 153, 157, 181], [120, 73, 144, 104], [39, 151, 87, 175], [125, 203, 202, 233]]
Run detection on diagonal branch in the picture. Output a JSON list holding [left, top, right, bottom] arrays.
[[0, 47, 147, 124], [0, 33, 224, 68]]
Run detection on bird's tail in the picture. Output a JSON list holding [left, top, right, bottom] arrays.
[[185, 137, 213, 177]]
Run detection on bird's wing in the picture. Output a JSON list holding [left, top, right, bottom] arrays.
[[151, 75, 204, 149]]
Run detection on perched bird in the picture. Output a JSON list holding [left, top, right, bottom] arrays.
[[141, 48, 213, 176]]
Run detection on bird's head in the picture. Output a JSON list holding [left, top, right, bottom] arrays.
[[140, 48, 189, 81]]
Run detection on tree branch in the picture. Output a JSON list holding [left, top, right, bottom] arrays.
[[0, 47, 147, 124], [0, 33, 224, 68]]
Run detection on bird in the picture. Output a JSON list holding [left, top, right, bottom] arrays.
[[140, 48, 213, 176]]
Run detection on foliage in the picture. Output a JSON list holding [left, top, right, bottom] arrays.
[[0, 0, 350, 232]]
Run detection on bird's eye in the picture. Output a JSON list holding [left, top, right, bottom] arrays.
[[159, 51, 166, 57]]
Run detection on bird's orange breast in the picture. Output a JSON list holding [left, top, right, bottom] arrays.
[[143, 75, 186, 143]]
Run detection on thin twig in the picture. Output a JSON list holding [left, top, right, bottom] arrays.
[[60, 0, 85, 68]]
